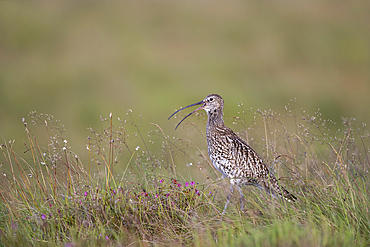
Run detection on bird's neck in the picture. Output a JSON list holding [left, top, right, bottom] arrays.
[[206, 109, 224, 130]]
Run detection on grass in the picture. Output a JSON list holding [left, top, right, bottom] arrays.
[[0, 104, 370, 246]]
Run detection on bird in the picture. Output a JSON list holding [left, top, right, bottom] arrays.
[[169, 94, 296, 213]]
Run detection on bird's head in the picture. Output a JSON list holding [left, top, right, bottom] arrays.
[[168, 94, 224, 129], [202, 94, 224, 114]]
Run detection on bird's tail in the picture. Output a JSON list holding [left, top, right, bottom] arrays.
[[281, 187, 297, 202], [260, 176, 297, 202]]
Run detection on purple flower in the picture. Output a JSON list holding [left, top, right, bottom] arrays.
[[177, 183, 182, 188], [159, 179, 163, 184], [185, 182, 189, 187], [166, 193, 170, 197], [195, 189, 200, 195], [111, 190, 116, 195], [190, 181, 195, 186], [41, 214, 46, 220], [155, 194, 159, 198], [84, 191, 88, 197], [209, 191, 213, 195], [105, 236, 109, 240]]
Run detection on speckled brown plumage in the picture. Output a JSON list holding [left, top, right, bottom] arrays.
[[169, 94, 296, 212]]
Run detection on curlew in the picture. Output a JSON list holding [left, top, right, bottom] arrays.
[[169, 94, 296, 213]]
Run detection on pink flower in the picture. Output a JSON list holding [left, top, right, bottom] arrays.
[[190, 181, 195, 186], [177, 183, 182, 188], [185, 182, 189, 187], [159, 179, 163, 184], [195, 189, 200, 195], [41, 214, 46, 220], [84, 191, 88, 197], [155, 194, 159, 198]]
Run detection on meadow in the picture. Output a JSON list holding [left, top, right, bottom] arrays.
[[1, 105, 369, 246], [1, 0, 370, 246]]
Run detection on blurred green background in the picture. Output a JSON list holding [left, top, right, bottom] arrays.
[[1, 0, 370, 162]]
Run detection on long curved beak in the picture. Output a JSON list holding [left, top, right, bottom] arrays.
[[168, 100, 205, 130]]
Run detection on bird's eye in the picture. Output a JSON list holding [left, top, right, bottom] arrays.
[[209, 98, 213, 102]]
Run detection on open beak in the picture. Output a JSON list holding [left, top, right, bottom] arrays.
[[168, 100, 205, 130]]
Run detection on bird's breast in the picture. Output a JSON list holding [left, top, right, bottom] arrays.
[[207, 135, 239, 178]]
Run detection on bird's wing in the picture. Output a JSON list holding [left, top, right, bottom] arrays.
[[223, 128, 270, 178]]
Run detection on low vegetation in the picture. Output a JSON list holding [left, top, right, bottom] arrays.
[[1, 104, 369, 246]]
